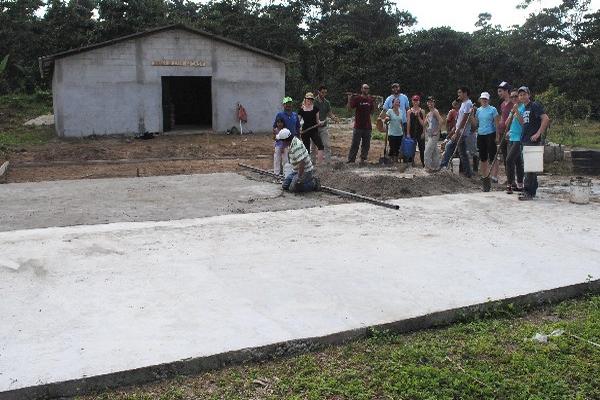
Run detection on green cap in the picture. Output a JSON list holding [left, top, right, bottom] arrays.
[[282, 96, 293, 104]]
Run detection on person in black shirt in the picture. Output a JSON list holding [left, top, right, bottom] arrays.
[[298, 92, 324, 165], [407, 95, 426, 166], [518, 86, 550, 200]]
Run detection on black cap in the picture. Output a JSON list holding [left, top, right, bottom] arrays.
[[498, 81, 512, 91], [518, 86, 530, 94]]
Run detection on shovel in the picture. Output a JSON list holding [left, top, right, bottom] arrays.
[[449, 108, 476, 174], [379, 119, 391, 165]]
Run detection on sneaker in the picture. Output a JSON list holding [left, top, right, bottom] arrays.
[[518, 193, 533, 201], [506, 185, 513, 194]]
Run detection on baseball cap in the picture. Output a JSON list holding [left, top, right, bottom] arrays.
[[480, 92, 491, 100], [391, 83, 400, 88], [282, 96, 293, 104], [427, 96, 436, 102], [411, 95, 420, 101], [275, 128, 292, 140], [518, 86, 530, 94], [304, 92, 315, 100], [498, 81, 511, 91]]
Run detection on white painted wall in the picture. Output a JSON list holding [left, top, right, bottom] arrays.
[[52, 29, 286, 137]]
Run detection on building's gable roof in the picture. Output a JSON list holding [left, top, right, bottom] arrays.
[[39, 24, 288, 77]]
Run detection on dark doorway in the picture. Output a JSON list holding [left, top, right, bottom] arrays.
[[161, 76, 212, 132]]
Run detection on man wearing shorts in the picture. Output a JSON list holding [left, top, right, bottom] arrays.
[[472, 92, 500, 179]]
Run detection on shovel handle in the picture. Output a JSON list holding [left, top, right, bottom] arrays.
[[300, 123, 320, 135]]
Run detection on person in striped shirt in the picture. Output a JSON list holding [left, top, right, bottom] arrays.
[[276, 128, 320, 192]]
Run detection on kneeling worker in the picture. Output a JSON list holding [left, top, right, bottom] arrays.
[[276, 128, 320, 192]]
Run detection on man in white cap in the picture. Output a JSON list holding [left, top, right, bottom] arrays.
[[472, 91, 499, 180], [276, 128, 320, 192]]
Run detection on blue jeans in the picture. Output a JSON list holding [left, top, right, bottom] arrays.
[[441, 138, 473, 177], [282, 170, 316, 192]]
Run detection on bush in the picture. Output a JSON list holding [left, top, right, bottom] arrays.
[[536, 85, 592, 122]]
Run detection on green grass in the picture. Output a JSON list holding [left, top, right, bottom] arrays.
[[371, 131, 385, 141], [547, 120, 600, 149], [81, 294, 600, 400], [0, 92, 55, 156]]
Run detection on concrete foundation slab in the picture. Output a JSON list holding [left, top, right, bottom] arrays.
[[1, 192, 599, 397], [0, 173, 335, 231]]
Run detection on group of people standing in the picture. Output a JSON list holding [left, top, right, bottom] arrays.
[[272, 81, 550, 200]]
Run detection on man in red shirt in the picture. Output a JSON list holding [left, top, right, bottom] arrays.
[[446, 100, 459, 133], [347, 83, 375, 163], [491, 81, 514, 182]]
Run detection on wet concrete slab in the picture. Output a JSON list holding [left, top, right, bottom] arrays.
[[0, 173, 336, 231], [1, 191, 599, 397]]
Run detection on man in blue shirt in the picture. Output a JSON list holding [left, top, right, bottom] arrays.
[[518, 86, 550, 201], [273, 96, 301, 137], [383, 83, 409, 133]]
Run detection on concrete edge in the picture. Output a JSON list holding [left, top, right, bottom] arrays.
[[2, 279, 599, 400]]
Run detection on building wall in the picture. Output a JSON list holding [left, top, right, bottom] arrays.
[[52, 29, 285, 137]]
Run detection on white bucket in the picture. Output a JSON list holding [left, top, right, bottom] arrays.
[[451, 158, 461, 175], [570, 177, 591, 204], [523, 145, 544, 172]]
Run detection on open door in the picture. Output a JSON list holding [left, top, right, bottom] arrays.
[[161, 76, 212, 132]]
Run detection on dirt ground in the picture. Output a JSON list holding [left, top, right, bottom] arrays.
[[4, 123, 386, 182], [3, 122, 495, 200], [319, 163, 480, 199]]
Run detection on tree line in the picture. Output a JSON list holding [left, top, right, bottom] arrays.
[[1, 0, 599, 117]]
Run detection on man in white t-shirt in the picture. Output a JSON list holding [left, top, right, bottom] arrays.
[[440, 86, 474, 177]]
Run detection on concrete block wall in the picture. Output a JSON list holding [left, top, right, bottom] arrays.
[[52, 28, 285, 137]]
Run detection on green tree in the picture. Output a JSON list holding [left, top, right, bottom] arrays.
[[0, 0, 45, 92], [96, 0, 168, 40], [43, 0, 97, 55]]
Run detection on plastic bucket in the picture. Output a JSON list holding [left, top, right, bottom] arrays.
[[570, 177, 591, 204], [452, 158, 461, 175], [523, 145, 544, 172]]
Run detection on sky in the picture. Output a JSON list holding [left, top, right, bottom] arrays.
[[393, 0, 600, 32]]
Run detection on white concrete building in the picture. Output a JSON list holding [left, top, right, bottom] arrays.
[[39, 25, 287, 137]]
